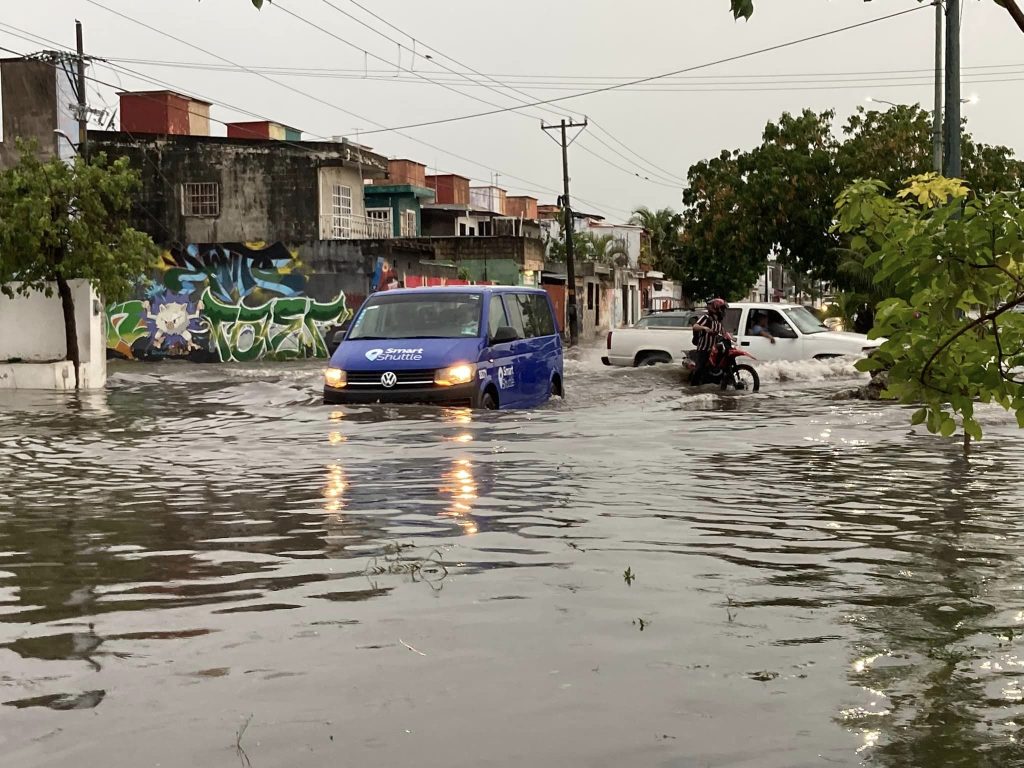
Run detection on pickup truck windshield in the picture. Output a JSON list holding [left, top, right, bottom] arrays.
[[349, 293, 483, 340], [784, 307, 829, 335]]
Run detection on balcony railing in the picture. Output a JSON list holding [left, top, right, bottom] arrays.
[[320, 214, 393, 240]]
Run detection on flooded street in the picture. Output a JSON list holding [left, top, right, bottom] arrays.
[[2, 352, 1024, 768]]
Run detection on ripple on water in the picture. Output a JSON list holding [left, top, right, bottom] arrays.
[[0, 357, 1023, 767]]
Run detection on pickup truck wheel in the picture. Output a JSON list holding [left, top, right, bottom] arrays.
[[635, 352, 672, 367]]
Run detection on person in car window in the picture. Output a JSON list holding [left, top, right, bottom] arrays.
[[750, 312, 777, 344], [690, 298, 727, 385]]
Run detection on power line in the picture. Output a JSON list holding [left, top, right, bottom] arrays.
[[326, 0, 687, 188], [44, 12, 626, 217], [292, 1, 683, 191], [0, 24, 634, 219], [90, 57, 1024, 81], [354, 5, 932, 136]]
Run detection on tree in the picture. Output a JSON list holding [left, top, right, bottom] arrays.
[[0, 145, 158, 388], [629, 206, 683, 273], [727, 0, 1024, 34], [681, 105, 1023, 311], [834, 174, 1024, 443], [679, 149, 769, 300], [577, 232, 630, 267]]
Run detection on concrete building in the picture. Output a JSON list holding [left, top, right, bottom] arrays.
[[425, 173, 471, 206], [506, 196, 539, 220], [0, 54, 80, 168], [364, 159, 435, 238]]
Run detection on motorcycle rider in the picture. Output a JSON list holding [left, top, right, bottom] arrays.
[[690, 298, 728, 385]]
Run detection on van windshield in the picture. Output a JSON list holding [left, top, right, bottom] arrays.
[[348, 293, 483, 340]]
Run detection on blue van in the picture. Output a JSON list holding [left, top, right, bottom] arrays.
[[323, 286, 564, 409]]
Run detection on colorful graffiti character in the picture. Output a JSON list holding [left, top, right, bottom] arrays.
[[145, 291, 205, 353], [105, 241, 352, 363]]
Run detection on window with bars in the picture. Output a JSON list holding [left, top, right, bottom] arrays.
[[182, 182, 220, 217], [401, 209, 417, 237]]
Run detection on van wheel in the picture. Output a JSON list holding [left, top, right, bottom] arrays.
[[481, 390, 498, 410], [551, 375, 564, 398], [636, 352, 672, 367]]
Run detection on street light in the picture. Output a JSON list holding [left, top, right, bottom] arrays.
[[865, 96, 902, 109], [865, 95, 978, 108]]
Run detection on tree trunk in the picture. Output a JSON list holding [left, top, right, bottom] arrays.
[[1005, 0, 1024, 34], [55, 274, 80, 390]]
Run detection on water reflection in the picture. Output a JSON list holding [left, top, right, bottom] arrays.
[[439, 458, 479, 536], [2, 362, 1024, 767]]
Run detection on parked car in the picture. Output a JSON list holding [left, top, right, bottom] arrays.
[[602, 309, 706, 367], [602, 302, 880, 367], [323, 286, 564, 410]]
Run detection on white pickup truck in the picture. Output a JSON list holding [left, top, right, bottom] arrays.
[[602, 302, 881, 367]]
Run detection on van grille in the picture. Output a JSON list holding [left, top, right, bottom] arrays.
[[346, 369, 436, 387]]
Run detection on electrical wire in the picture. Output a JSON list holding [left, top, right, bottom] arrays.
[[89, 58, 1024, 81], [0, 26, 633, 218], [284, 1, 683, 190], [321, 1, 687, 188], [73, 6, 636, 215], [352, 5, 933, 136]]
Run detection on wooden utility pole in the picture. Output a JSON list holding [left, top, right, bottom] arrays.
[[943, 0, 961, 178], [75, 20, 88, 160], [542, 118, 588, 346], [932, 0, 943, 173]]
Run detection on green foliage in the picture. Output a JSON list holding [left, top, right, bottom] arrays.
[[0, 143, 159, 302], [835, 175, 1024, 441], [682, 106, 1023, 308], [678, 145, 769, 300], [576, 232, 630, 266], [629, 206, 683, 274]]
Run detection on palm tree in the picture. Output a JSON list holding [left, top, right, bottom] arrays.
[[578, 232, 630, 267], [629, 207, 683, 273]]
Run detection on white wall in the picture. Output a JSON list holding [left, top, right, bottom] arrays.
[[0, 279, 106, 390]]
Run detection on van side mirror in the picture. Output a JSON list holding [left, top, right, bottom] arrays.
[[491, 326, 520, 344]]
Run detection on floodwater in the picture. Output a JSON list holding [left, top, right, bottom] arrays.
[[2, 350, 1024, 768]]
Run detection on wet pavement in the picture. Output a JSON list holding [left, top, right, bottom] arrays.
[[1, 351, 1024, 767]]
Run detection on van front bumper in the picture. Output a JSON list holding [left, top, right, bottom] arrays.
[[323, 381, 481, 408]]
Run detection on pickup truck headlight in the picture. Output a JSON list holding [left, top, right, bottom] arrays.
[[324, 367, 347, 388], [435, 363, 476, 387]]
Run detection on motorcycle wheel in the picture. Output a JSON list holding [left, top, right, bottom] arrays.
[[723, 364, 760, 393]]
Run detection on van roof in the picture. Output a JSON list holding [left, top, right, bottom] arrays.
[[374, 285, 546, 296]]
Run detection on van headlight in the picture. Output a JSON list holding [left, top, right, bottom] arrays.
[[434, 363, 476, 387], [324, 367, 347, 388]]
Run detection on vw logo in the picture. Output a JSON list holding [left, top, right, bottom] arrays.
[[380, 371, 398, 389]]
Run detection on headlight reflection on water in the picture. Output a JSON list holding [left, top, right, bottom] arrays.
[[440, 458, 479, 535]]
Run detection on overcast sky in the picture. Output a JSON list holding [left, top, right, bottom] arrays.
[[3, 0, 1022, 220]]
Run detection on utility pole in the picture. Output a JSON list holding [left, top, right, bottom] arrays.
[[75, 20, 88, 160], [542, 118, 588, 346], [932, 0, 943, 173], [943, 0, 961, 178]]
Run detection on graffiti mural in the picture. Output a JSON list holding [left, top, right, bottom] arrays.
[[106, 242, 351, 362]]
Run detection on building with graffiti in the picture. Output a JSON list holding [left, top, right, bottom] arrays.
[[106, 242, 355, 362]]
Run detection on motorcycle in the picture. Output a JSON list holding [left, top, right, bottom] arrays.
[[684, 333, 760, 392]]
